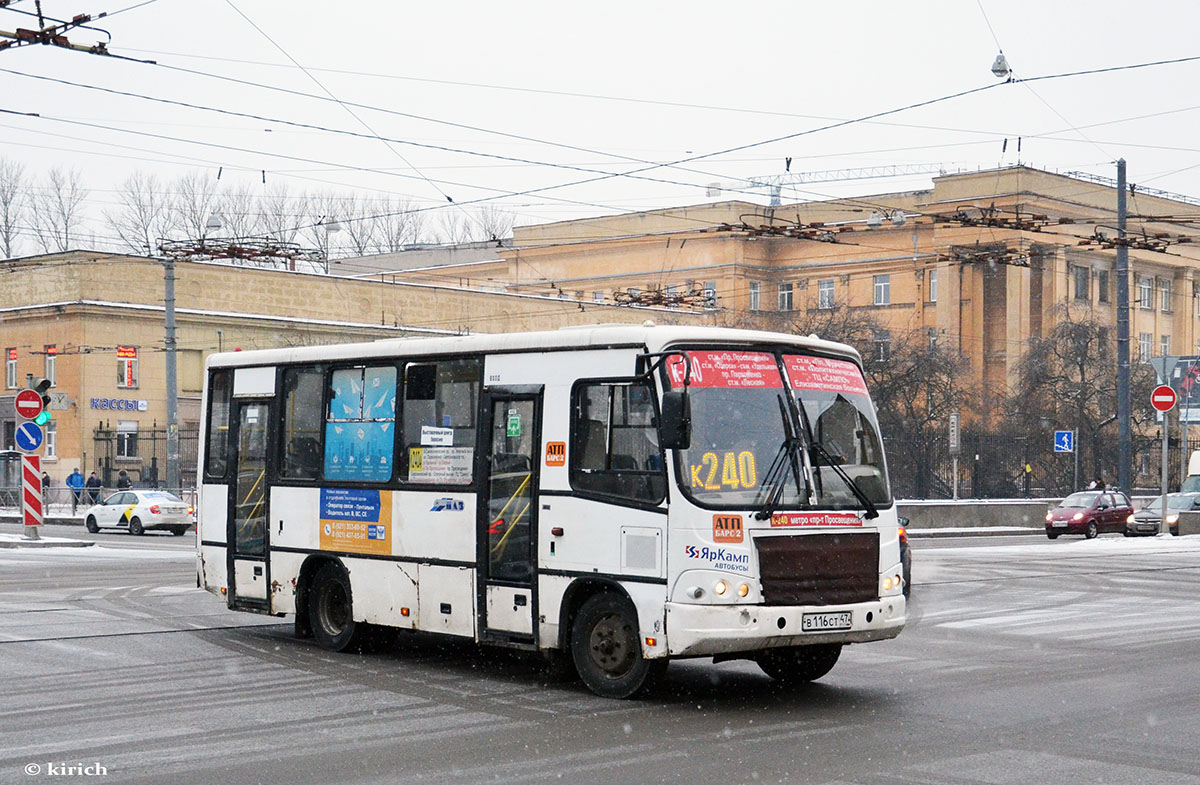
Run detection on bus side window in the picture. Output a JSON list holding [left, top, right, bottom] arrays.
[[204, 369, 232, 480], [280, 366, 324, 480], [401, 358, 481, 485], [570, 381, 665, 504], [323, 365, 397, 483]]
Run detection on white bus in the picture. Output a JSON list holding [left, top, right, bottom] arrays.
[[197, 324, 904, 698]]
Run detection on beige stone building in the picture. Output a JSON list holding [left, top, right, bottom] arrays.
[[1, 251, 706, 488], [381, 166, 1200, 407]]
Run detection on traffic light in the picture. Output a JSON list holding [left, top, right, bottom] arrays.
[[32, 378, 52, 426]]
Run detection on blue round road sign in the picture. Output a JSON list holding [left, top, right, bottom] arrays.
[[15, 421, 44, 452]]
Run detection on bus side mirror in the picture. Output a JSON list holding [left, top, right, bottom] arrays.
[[660, 391, 691, 451]]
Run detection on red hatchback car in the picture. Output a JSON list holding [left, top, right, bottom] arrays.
[[1045, 490, 1133, 539]]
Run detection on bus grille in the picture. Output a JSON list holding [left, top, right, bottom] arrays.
[[755, 532, 879, 606]]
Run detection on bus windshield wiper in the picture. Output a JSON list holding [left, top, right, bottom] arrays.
[[809, 441, 879, 520], [753, 396, 806, 521]]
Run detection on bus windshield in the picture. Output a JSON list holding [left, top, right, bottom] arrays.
[[666, 348, 890, 511]]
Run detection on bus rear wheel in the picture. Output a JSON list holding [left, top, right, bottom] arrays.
[[756, 643, 842, 685], [570, 593, 664, 699], [309, 562, 364, 652]]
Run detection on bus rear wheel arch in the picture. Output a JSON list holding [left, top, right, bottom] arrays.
[[308, 561, 366, 652], [570, 592, 665, 699]]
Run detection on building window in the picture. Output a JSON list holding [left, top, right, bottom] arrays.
[[1138, 332, 1152, 361], [818, 279, 835, 309], [1138, 277, 1152, 310], [778, 282, 794, 312], [704, 281, 717, 307], [117, 421, 139, 458], [44, 421, 56, 459], [1073, 266, 1089, 301], [5, 348, 15, 389], [928, 269, 938, 302], [593, 291, 603, 303], [928, 328, 938, 349], [44, 345, 56, 387], [873, 274, 891, 306], [748, 281, 760, 311], [873, 330, 891, 362], [1160, 279, 1173, 312], [665, 284, 678, 296], [116, 346, 139, 389], [1161, 334, 1170, 357], [1098, 270, 1110, 303]]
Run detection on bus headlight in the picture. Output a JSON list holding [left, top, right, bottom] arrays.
[[713, 580, 728, 596], [737, 583, 750, 598]]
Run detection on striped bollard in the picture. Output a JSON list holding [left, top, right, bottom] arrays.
[[22, 454, 41, 541]]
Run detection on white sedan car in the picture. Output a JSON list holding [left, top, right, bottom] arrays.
[[84, 490, 194, 536]]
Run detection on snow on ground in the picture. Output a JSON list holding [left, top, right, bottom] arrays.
[[0, 533, 193, 560], [934, 533, 1200, 559]]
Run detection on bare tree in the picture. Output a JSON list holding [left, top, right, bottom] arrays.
[[474, 205, 515, 243], [171, 171, 220, 241], [260, 183, 299, 243], [31, 167, 89, 252], [300, 190, 345, 262], [216, 184, 263, 239], [436, 209, 479, 244], [0, 157, 25, 258], [104, 171, 173, 254], [372, 196, 426, 252], [1008, 305, 1157, 493], [339, 194, 378, 256]]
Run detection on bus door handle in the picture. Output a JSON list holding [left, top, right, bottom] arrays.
[[551, 527, 564, 537], [278, 519, 284, 534]]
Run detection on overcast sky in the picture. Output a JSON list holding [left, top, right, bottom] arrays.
[[4, 0, 1200, 247]]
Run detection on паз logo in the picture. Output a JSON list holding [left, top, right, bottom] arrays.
[[430, 498, 464, 512]]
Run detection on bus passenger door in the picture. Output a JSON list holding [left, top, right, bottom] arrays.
[[227, 398, 271, 611], [478, 388, 542, 644]]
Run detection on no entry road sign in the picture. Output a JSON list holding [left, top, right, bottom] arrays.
[[1151, 385, 1178, 413], [14, 388, 43, 419]]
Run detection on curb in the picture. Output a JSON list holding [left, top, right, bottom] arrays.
[[0, 538, 94, 549], [907, 528, 1043, 538]]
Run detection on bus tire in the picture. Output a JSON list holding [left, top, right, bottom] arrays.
[[309, 562, 363, 652], [570, 593, 664, 699], [756, 643, 842, 685]]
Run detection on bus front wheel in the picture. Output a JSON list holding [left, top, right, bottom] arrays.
[[570, 593, 664, 699], [756, 643, 842, 685], [309, 562, 363, 652]]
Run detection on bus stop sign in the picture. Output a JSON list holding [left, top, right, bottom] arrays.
[[1152, 385, 1178, 412]]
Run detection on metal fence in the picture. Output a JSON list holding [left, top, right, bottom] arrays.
[[91, 424, 199, 489]]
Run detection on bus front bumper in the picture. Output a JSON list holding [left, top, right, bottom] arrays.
[[664, 597, 905, 657]]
